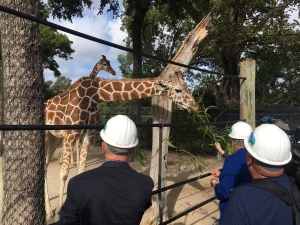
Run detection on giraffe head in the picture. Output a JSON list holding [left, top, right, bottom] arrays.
[[98, 55, 116, 75], [159, 71, 199, 112]]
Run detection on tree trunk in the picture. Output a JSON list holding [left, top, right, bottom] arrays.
[[128, 0, 151, 160], [0, 2, 45, 224], [0, 34, 3, 156], [149, 14, 212, 224], [218, 6, 242, 107]]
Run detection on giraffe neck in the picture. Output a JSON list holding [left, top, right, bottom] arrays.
[[84, 77, 167, 102], [89, 65, 103, 78]]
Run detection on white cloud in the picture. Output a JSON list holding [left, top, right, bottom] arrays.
[[44, 3, 127, 82]]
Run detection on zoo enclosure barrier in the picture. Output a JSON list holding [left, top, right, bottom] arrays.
[[95, 107, 300, 148], [0, 120, 238, 225]]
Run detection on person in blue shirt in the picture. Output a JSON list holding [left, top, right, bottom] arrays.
[[210, 121, 253, 225], [223, 124, 295, 225]]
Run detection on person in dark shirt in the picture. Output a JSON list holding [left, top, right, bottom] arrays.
[[57, 115, 154, 225], [223, 124, 294, 225], [210, 121, 253, 225]]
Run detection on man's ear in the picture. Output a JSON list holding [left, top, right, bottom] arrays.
[[246, 152, 253, 166], [101, 142, 106, 154], [129, 147, 135, 154]]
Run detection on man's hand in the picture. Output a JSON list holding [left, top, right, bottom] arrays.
[[210, 177, 219, 187], [211, 169, 220, 177], [215, 142, 225, 155]]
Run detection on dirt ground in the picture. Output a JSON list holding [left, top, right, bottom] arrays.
[[0, 145, 224, 225]]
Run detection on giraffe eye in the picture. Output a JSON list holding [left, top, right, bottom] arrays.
[[175, 89, 182, 93]]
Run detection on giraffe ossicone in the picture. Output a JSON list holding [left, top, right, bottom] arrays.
[[89, 55, 116, 78], [44, 70, 199, 219]]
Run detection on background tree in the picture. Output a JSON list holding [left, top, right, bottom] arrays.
[[187, 0, 300, 107], [49, 76, 72, 96], [120, 0, 300, 108], [38, 1, 75, 77], [44, 76, 72, 99], [123, 0, 151, 127], [44, 80, 55, 99], [0, 1, 45, 224]]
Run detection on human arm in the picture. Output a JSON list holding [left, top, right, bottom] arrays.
[[222, 152, 229, 158], [215, 142, 228, 158], [56, 180, 80, 225], [213, 158, 238, 200], [215, 142, 225, 154]]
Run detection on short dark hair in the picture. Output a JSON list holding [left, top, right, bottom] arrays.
[[105, 143, 131, 156], [233, 139, 245, 147]]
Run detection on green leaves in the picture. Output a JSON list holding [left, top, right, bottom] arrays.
[[163, 138, 176, 148], [38, 1, 75, 77], [44, 76, 72, 99]]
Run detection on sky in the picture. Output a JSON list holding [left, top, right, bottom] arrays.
[[44, 2, 127, 83]]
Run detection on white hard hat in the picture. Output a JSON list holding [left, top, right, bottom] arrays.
[[100, 115, 138, 148], [228, 121, 253, 139], [244, 124, 292, 166]]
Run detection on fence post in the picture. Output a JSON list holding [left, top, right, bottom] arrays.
[[240, 58, 256, 129]]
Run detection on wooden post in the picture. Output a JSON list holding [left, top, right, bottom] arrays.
[[240, 58, 256, 129], [149, 14, 213, 224]]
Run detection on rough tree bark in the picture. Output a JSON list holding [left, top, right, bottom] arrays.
[[149, 14, 213, 224], [0, 2, 45, 224]]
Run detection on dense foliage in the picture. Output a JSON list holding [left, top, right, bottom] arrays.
[[38, 1, 75, 77], [44, 76, 72, 99]]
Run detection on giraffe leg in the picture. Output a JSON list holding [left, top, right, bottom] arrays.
[[58, 153, 62, 165], [76, 139, 81, 167], [45, 132, 61, 219], [78, 130, 95, 174], [55, 134, 76, 219], [70, 145, 75, 166], [59, 145, 75, 166]]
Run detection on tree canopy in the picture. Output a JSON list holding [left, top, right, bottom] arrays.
[[46, 0, 300, 107], [44, 76, 72, 99], [38, 1, 75, 77]]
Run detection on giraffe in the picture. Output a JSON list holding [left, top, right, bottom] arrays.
[[44, 71, 199, 219], [58, 55, 116, 166]]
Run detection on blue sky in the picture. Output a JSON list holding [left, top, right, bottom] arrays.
[[44, 2, 127, 83]]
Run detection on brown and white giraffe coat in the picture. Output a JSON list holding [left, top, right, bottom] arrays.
[[58, 55, 115, 166], [44, 71, 199, 218]]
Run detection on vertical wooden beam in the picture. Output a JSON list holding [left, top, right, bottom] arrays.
[[240, 58, 256, 129], [149, 14, 212, 224]]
